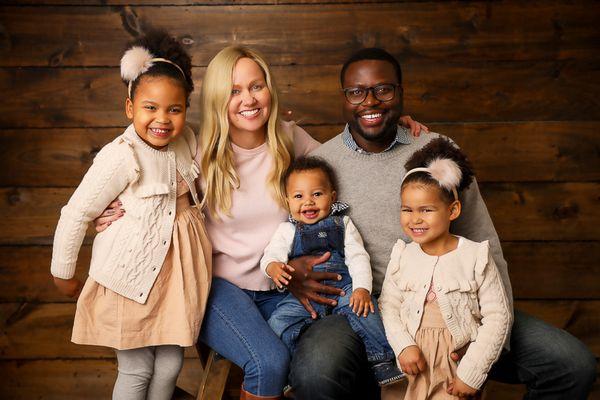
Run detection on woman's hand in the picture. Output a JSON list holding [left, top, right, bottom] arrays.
[[399, 115, 429, 137], [93, 199, 125, 232], [398, 345, 427, 375], [266, 262, 295, 289], [349, 288, 375, 317], [447, 377, 479, 398], [287, 252, 344, 319], [53, 276, 83, 298]]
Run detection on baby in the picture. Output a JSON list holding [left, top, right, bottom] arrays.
[[261, 156, 404, 386]]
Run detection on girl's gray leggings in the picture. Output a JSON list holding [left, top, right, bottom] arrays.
[[113, 345, 184, 400]]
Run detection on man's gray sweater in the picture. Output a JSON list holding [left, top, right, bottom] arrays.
[[312, 130, 512, 304]]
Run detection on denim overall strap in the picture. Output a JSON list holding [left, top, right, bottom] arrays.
[[290, 215, 346, 263]]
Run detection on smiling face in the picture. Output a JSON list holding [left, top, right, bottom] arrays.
[[286, 169, 337, 224], [342, 60, 403, 152], [400, 182, 460, 252], [227, 57, 272, 140], [126, 76, 187, 149]]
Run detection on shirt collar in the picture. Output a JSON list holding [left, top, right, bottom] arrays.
[[288, 201, 349, 224], [342, 124, 411, 154]]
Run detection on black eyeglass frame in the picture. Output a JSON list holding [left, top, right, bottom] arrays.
[[341, 84, 402, 105]]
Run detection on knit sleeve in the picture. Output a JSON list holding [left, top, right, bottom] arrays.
[[451, 178, 513, 308], [343, 216, 372, 293], [259, 222, 296, 278], [456, 243, 513, 390], [378, 240, 416, 357], [50, 141, 136, 279]]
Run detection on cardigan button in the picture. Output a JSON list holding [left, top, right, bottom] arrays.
[[416, 310, 420, 314], [163, 240, 167, 245], [446, 313, 452, 319], [139, 293, 144, 297]]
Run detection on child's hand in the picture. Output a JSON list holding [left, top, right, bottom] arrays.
[[53, 276, 83, 298], [447, 377, 479, 398], [349, 288, 375, 317], [398, 345, 427, 375], [94, 199, 125, 233], [266, 262, 295, 289]]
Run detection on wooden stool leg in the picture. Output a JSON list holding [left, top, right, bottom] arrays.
[[196, 343, 233, 400]]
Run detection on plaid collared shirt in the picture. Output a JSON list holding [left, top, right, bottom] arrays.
[[341, 124, 411, 154]]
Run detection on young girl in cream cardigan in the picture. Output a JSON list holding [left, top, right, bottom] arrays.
[[379, 137, 513, 399], [50, 30, 211, 400]]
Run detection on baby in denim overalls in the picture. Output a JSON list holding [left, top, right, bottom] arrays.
[[260, 156, 404, 386]]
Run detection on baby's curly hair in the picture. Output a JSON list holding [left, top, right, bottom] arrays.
[[402, 137, 474, 203], [284, 156, 338, 193], [124, 28, 194, 102]]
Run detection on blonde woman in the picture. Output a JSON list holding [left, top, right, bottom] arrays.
[[97, 45, 427, 400]]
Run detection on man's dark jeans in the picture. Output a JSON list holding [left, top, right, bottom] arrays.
[[289, 310, 596, 400]]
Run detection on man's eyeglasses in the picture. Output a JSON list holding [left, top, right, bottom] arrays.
[[342, 84, 401, 105]]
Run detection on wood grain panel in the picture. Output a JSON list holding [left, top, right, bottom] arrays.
[[2, 61, 600, 128], [2, 122, 598, 187], [1, 183, 596, 245], [1, 242, 597, 303], [478, 182, 599, 241], [2, 301, 598, 360], [0, 358, 205, 400], [2, 3, 599, 67]]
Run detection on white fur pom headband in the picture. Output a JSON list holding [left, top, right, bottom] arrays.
[[120, 46, 186, 97], [403, 157, 462, 200]]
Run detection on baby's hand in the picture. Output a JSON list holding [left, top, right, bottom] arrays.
[[53, 276, 83, 298], [349, 288, 374, 317], [398, 345, 427, 375], [266, 262, 295, 289], [447, 377, 479, 398]]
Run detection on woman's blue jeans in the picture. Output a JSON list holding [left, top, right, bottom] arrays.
[[199, 277, 289, 397]]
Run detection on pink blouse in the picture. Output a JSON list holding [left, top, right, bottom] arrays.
[[196, 121, 321, 290]]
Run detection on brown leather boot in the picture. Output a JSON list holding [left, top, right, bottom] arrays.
[[239, 387, 282, 400]]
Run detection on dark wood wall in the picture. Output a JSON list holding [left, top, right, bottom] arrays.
[[0, 1, 598, 399]]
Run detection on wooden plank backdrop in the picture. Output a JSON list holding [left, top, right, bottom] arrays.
[[0, 1, 599, 399]]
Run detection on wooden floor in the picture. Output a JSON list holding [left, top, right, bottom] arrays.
[[0, 0, 599, 398]]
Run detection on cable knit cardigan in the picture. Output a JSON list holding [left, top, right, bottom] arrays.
[[379, 238, 513, 390], [51, 124, 201, 304]]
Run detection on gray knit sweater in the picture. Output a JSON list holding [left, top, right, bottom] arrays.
[[311, 129, 513, 305]]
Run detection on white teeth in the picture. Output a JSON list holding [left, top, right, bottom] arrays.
[[361, 113, 382, 120], [151, 128, 169, 134], [412, 228, 427, 233], [240, 109, 260, 117]]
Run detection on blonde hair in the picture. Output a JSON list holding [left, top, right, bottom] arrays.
[[200, 46, 293, 218]]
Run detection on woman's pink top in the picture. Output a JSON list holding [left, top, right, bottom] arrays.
[[195, 121, 320, 291]]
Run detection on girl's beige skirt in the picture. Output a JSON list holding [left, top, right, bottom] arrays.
[[72, 181, 212, 350], [404, 300, 459, 400]]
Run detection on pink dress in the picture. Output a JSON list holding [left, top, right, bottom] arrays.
[[71, 173, 212, 350]]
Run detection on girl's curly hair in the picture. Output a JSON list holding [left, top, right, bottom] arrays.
[[402, 137, 474, 203], [124, 28, 194, 102]]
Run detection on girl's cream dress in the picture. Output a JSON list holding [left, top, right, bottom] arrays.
[[72, 173, 212, 349]]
